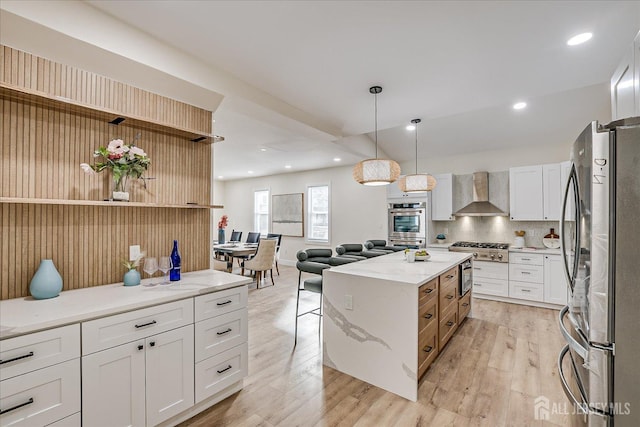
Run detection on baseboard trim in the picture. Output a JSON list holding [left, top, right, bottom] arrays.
[[473, 294, 563, 310]]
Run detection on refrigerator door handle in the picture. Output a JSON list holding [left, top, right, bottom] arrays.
[[559, 306, 588, 360], [560, 164, 580, 293]]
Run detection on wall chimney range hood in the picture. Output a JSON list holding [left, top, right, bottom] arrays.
[[454, 172, 508, 217]]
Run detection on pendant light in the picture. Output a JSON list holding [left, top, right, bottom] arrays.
[[397, 118, 437, 192], [352, 86, 401, 186]]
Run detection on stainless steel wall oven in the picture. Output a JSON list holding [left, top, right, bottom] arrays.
[[388, 202, 427, 248]]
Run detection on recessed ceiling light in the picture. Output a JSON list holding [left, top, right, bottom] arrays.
[[406, 125, 416, 131], [260, 148, 267, 152], [217, 175, 224, 179], [567, 32, 592, 46], [248, 171, 254, 174], [513, 102, 527, 110], [285, 165, 292, 169], [333, 157, 341, 162]]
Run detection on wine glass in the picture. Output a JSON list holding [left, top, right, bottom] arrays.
[[143, 257, 158, 285], [158, 256, 172, 285]]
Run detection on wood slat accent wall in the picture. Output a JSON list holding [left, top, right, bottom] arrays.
[[0, 46, 213, 299], [0, 45, 212, 135]]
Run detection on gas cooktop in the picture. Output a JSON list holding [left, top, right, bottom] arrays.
[[450, 241, 509, 250]]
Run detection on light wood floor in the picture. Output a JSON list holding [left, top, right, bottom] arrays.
[[181, 265, 570, 427]]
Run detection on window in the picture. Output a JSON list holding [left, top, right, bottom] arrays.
[[307, 185, 329, 242], [254, 189, 269, 235]]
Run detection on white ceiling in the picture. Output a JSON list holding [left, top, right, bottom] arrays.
[[85, 0, 640, 180]]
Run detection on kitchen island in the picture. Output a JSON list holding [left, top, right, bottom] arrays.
[[322, 250, 472, 401]]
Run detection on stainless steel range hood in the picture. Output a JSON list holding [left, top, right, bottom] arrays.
[[453, 172, 508, 217]]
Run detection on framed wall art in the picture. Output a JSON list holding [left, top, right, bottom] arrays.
[[272, 193, 304, 237]]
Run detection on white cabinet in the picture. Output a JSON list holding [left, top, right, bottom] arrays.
[[82, 299, 195, 427], [509, 165, 543, 220], [0, 325, 80, 427], [544, 254, 568, 306], [542, 163, 561, 221], [510, 163, 566, 221], [472, 261, 509, 297], [610, 31, 640, 120], [509, 254, 544, 302], [430, 173, 453, 221]]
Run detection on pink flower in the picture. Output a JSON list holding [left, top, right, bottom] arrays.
[[80, 163, 96, 175], [129, 146, 146, 158]]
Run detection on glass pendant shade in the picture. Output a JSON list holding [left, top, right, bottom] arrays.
[[397, 173, 437, 192], [353, 158, 401, 186], [353, 85, 401, 186]]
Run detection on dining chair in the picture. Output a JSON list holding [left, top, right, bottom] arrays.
[[242, 238, 277, 288], [245, 232, 260, 244], [229, 230, 242, 242], [266, 233, 283, 275]]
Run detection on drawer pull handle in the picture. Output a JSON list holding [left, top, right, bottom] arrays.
[[521, 289, 531, 293], [445, 275, 455, 279], [473, 267, 481, 270], [150, 341, 156, 347], [138, 345, 144, 351], [475, 283, 483, 287], [446, 321, 454, 327], [423, 288, 434, 294], [423, 313, 433, 319], [462, 302, 469, 307], [0, 351, 34, 365], [217, 365, 232, 374], [423, 345, 433, 353], [445, 295, 454, 300], [521, 258, 531, 261], [216, 300, 233, 306], [0, 397, 34, 415], [135, 320, 157, 329], [217, 328, 233, 336], [521, 271, 532, 275]]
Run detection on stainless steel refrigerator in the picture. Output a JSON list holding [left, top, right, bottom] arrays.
[[558, 117, 640, 426]]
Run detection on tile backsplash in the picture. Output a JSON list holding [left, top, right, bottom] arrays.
[[432, 217, 560, 248]]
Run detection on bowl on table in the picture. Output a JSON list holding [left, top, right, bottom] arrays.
[[415, 253, 431, 261]]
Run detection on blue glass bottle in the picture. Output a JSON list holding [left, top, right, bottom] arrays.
[[170, 240, 181, 281]]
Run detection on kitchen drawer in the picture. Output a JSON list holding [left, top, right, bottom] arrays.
[[472, 261, 508, 280], [418, 278, 438, 306], [418, 321, 438, 379], [459, 291, 472, 322], [418, 296, 438, 333], [439, 309, 458, 351], [0, 358, 80, 427], [509, 280, 544, 302], [0, 324, 79, 381], [195, 309, 248, 363], [439, 266, 458, 289], [82, 299, 193, 355], [195, 286, 248, 322], [509, 264, 543, 284], [47, 412, 81, 427], [439, 278, 457, 317], [510, 253, 544, 266], [195, 342, 248, 404], [473, 278, 508, 297]]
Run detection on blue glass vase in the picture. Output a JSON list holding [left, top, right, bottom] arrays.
[[218, 228, 225, 244], [29, 259, 63, 299], [123, 269, 141, 286]]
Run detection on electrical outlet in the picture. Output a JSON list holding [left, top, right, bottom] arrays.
[[444, 227, 449, 235], [344, 295, 353, 310], [129, 245, 141, 261]]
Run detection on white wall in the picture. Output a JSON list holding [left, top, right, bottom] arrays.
[[220, 165, 388, 265]]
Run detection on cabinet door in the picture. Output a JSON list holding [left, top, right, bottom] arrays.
[[610, 46, 635, 120], [509, 165, 543, 220], [82, 342, 146, 427], [544, 255, 568, 306], [386, 181, 404, 199], [542, 163, 561, 221], [145, 325, 194, 427], [430, 173, 453, 221]]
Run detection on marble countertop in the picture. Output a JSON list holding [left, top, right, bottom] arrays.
[[326, 251, 472, 286], [0, 270, 251, 340], [509, 247, 562, 255]]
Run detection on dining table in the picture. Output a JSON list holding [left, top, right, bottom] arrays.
[[213, 242, 259, 272]]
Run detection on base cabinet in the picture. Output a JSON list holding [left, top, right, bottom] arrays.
[[82, 324, 194, 427], [543, 254, 568, 306]]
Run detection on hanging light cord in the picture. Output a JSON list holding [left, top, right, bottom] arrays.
[[415, 123, 418, 174], [374, 91, 378, 159]]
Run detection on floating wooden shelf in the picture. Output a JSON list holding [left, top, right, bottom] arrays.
[[0, 197, 223, 209], [0, 83, 224, 144]]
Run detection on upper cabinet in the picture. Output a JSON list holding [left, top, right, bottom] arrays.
[[509, 166, 543, 220], [431, 173, 453, 221], [611, 30, 640, 120], [510, 163, 563, 221]]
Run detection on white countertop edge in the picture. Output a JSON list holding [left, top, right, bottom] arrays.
[[0, 270, 252, 340], [325, 251, 472, 286], [509, 247, 562, 255]]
